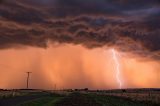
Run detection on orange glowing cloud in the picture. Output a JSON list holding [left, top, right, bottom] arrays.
[[0, 44, 159, 90]]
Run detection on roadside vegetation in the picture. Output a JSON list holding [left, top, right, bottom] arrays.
[[89, 93, 160, 106]]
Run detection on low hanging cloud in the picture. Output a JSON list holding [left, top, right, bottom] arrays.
[[0, 0, 160, 60]]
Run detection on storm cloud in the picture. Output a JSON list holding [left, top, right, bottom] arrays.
[[0, 0, 160, 60]]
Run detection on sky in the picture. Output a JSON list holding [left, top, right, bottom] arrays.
[[0, 0, 160, 89]]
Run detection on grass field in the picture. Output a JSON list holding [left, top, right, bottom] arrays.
[[0, 89, 160, 106], [94, 88, 160, 105], [89, 94, 159, 106]]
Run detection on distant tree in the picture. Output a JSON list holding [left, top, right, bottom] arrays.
[[84, 88, 88, 91], [75, 89, 78, 91], [122, 89, 126, 93]]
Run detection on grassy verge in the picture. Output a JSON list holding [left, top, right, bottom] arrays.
[[88, 94, 154, 106]]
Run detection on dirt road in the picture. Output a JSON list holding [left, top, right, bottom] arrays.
[[0, 93, 49, 106]]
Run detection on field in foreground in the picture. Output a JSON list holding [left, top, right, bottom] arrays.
[[0, 89, 159, 106]]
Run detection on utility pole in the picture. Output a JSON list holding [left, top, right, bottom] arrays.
[[26, 72, 32, 89]]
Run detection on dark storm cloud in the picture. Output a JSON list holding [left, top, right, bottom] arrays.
[[32, 0, 160, 14], [0, 25, 47, 48], [0, 0, 160, 59], [0, 1, 47, 24]]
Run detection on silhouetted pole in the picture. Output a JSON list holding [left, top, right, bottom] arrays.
[[26, 72, 32, 89]]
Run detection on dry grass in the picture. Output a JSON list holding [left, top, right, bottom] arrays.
[[104, 92, 160, 104]]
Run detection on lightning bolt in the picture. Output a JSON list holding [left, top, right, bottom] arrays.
[[111, 49, 122, 89]]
